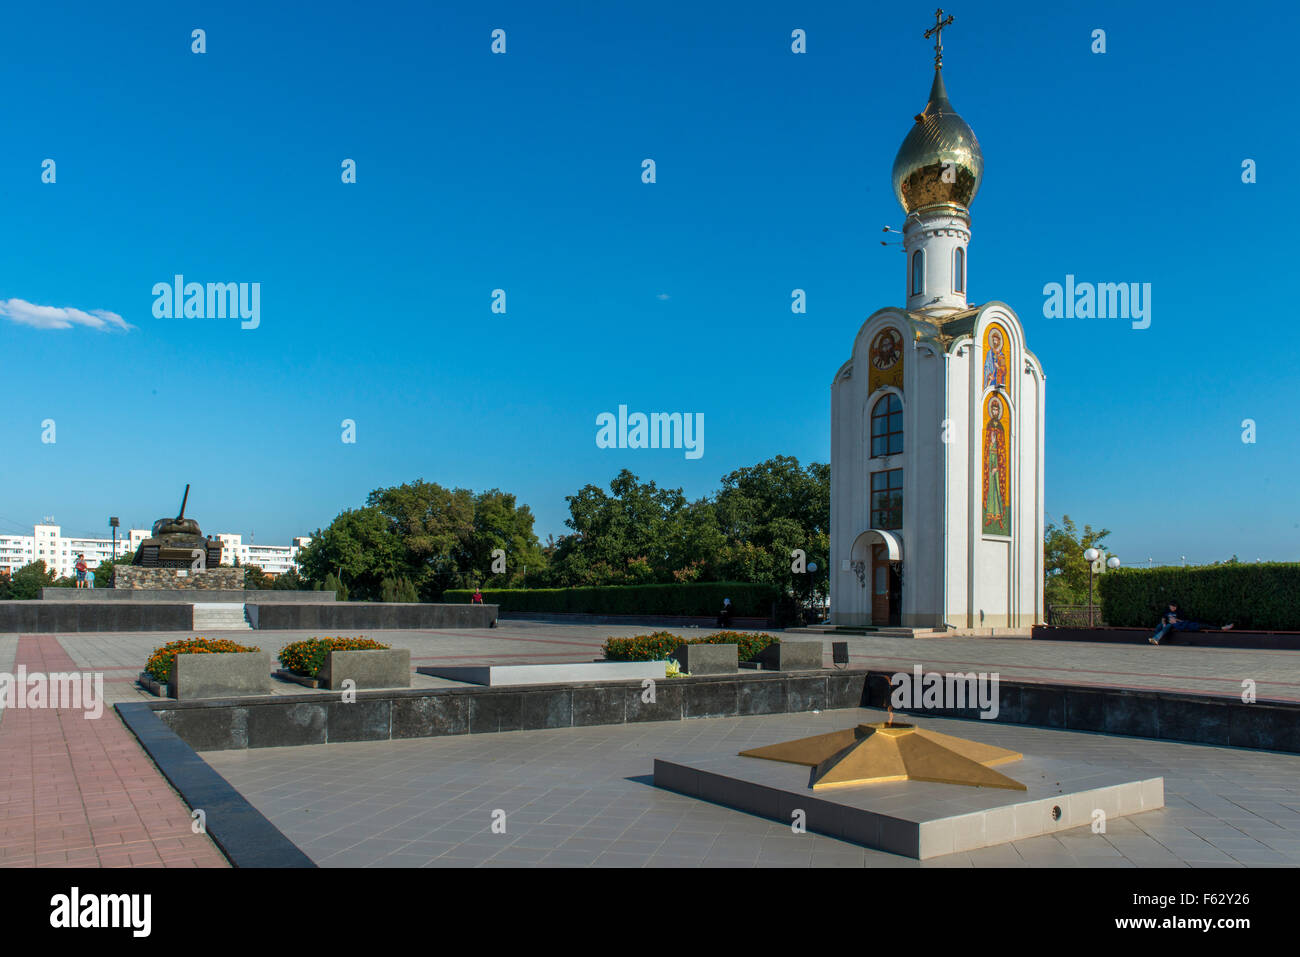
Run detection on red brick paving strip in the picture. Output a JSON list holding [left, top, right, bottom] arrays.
[[0, 637, 228, 868]]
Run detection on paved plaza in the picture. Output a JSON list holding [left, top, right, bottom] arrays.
[[2, 621, 1299, 868], [204, 707, 1300, 868], [11, 620, 1300, 706]]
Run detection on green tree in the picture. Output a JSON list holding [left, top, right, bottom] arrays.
[[297, 480, 546, 599], [270, 567, 307, 590], [9, 561, 58, 600], [547, 470, 698, 586], [93, 553, 136, 587], [1043, 515, 1112, 607], [367, 480, 474, 598], [321, 572, 349, 601], [463, 489, 547, 589], [713, 456, 829, 599], [243, 564, 271, 590], [380, 576, 419, 602], [294, 506, 405, 601]]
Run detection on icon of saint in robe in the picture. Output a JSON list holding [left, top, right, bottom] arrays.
[[983, 328, 1006, 392], [983, 396, 1008, 534]]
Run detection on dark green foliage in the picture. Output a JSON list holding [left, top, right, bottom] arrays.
[[601, 631, 688, 661], [6, 561, 58, 599], [380, 576, 419, 602], [602, 630, 778, 662], [322, 572, 349, 602], [92, 553, 136, 588], [243, 564, 271, 590], [1043, 515, 1111, 607], [443, 582, 778, 617], [540, 457, 828, 599], [694, 630, 777, 662], [294, 482, 546, 600], [269, 567, 308, 590], [1097, 563, 1300, 630]]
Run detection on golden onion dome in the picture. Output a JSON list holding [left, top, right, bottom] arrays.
[[891, 70, 983, 214]]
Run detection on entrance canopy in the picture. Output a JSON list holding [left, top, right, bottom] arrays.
[[850, 529, 904, 563]]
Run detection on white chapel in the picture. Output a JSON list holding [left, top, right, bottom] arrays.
[[830, 14, 1046, 629]]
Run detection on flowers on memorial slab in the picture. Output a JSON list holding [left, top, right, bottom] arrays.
[[665, 658, 688, 678], [277, 636, 391, 677], [144, 637, 262, 683]]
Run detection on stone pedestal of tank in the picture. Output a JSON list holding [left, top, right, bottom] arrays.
[[114, 566, 244, 590]]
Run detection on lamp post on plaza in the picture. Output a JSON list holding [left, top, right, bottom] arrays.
[[109, 517, 119, 560], [807, 562, 818, 621], [1083, 550, 1122, 626], [1076, 548, 1097, 624]]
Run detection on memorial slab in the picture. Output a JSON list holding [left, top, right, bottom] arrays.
[[417, 661, 665, 686], [654, 747, 1163, 859]]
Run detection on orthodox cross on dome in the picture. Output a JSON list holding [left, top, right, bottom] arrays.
[[924, 8, 955, 70]]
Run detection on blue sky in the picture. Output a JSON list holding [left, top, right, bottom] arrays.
[[1, 0, 1296, 563]]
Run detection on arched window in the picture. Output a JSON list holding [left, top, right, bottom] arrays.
[[911, 250, 924, 296], [871, 393, 903, 457], [954, 247, 965, 293]]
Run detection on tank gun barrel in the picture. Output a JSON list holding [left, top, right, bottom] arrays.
[[177, 484, 190, 520]]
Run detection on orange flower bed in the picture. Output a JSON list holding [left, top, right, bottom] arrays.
[[144, 637, 262, 683], [278, 637, 391, 677]]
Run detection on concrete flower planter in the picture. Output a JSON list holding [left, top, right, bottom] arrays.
[[755, 639, 824, 671], [673, 643, 738, 675], [165, 651, 272, 699], [318, 648, 411, 690]]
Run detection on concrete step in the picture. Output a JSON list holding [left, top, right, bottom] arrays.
[[192, 602, 252, 631], [786, 625, 936, 638]]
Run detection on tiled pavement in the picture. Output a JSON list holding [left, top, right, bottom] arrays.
[[34, 621, 1300, 703], [4, 622, 1299, 869], [0, 636, 227, 868], [204, 707, 1300, 868]]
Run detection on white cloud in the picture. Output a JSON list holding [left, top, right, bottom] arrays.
[[0, 298, 134, 332]]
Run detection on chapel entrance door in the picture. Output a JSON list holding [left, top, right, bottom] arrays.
[[871, 545, 890, 625], [887, 562, 902, 627]]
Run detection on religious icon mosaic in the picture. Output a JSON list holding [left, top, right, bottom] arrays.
[[868, 327, 904, 394], [982, 324, 1008, 393], [981, 381, 1011, 536]]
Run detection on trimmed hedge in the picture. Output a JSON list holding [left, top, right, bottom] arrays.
[[443, 582, 778, 618], [144, 637, 261, 684], [603, 630, 778, 663], [278, 637, 391, 677], [1097, 563, 1300, 631]]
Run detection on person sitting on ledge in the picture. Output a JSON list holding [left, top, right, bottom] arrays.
[[717, 597, 733, 628], [1149, 601, 1233, 645]]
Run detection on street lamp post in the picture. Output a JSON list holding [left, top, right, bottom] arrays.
[[1083, 548, 1099, 626], [807, 562, 818, 621], [1082, 549, 1122, 627], [109, 517, 119, 561]]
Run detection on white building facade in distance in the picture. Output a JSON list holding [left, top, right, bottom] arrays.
[[829, 25, 1045, 630], [213, 534, 312, 576], [0, 524, 310, 578]]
